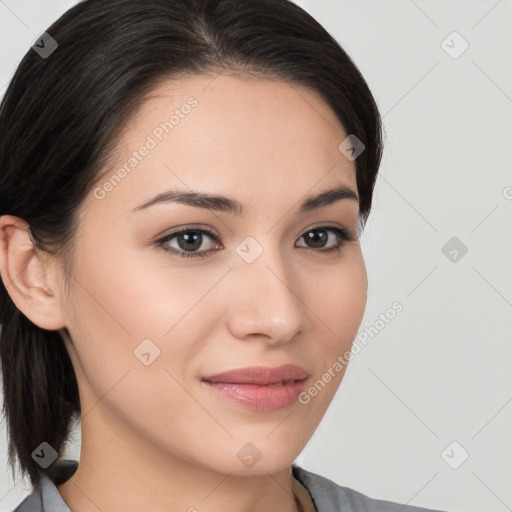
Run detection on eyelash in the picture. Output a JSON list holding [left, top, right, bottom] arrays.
[[156, 225, 358, 259]]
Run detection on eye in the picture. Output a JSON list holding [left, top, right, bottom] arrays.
[[156, 226, 221, 259], [156, 225, 357, 259], [296, 225, 357, 254]]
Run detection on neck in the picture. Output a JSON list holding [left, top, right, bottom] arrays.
[[57, 405, 300, 512]]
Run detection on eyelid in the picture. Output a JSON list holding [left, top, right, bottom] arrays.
[[305, 222, 358, 242], [157, 222, 357, 241], [155, 225, 217, 246], [155, 222, 358, 259]]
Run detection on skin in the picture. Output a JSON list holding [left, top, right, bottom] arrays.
[[0, 73, 367, 512]]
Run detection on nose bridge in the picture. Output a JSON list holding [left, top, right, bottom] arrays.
[[227, 234, 304, 342]]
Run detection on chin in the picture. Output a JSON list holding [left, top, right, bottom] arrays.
[[204, 437, 302, 477]]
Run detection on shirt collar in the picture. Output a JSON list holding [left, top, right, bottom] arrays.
[[37, 459, 319, 512], [40, 459, 78, 512]]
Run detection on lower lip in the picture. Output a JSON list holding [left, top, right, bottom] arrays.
[[200, 378, 308, 411]]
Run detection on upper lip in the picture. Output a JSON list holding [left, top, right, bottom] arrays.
[[202, 364, 309, 385]]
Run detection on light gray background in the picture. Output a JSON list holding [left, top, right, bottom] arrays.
[[1, 1, 511, 511]]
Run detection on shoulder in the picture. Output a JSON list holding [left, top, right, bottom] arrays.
[[11, 486, 43, 512], [11, 459, 78, 512], [292, 464, 450, 512]]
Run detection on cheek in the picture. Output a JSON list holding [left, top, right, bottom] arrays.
[[305, 250, 367, 345], [297, 250, 367, 403], [62, 241, 209, 403], [63, 245, 219, 450], [71, 235, 216, 340]]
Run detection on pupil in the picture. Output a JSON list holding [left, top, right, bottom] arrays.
[[306, 229, 327, 248], [178, 232, 202, 251]]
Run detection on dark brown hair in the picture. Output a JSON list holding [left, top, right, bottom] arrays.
[[0, 0, 383, 487]]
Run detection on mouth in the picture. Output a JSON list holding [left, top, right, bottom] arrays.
[[200, 365, 310, 411], [202, 364, 309, 385]]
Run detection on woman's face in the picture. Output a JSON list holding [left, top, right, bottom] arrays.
[[57, 73, 367, 475]]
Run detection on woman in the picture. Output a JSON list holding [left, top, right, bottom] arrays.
[[0, 0, 450, 511]]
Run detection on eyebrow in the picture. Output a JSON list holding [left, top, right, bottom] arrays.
[[131, 184, 359, 216]]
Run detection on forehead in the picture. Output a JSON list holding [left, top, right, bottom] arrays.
[[85, 73, 356, 219]]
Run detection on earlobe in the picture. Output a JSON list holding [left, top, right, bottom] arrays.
[[0, 214, 67, 331]]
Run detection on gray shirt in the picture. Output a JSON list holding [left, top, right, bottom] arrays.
[[12, 459, 449, 512]]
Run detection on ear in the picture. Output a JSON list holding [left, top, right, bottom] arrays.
[[0, 215, 67, 330]]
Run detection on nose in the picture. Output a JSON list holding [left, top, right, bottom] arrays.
[[226, 241, 305, 345]]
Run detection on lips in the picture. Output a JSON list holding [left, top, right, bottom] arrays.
[[200, 364, 310, 411], [201, 364, 309, 385]]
